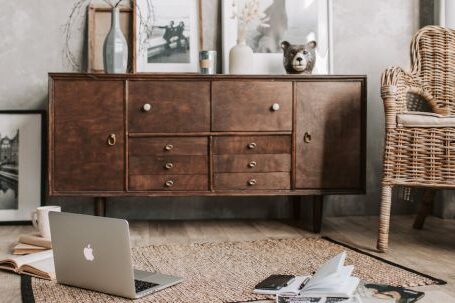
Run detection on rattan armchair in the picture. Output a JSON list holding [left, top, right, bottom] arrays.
[[378, 26, 455, 252]]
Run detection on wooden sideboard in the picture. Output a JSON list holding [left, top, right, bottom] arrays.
[[48, 73, 366, 231]]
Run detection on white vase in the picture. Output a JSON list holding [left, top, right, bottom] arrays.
[[229, 40, 253, 74], [103, 7, 128, 73]]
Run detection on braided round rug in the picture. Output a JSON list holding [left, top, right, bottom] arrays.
[[22, 237, 445, 303]]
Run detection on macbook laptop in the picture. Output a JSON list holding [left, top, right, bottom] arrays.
[[49, 212, 183, 299]]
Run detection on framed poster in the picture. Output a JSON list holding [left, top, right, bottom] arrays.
[[0, 111, 44, 224], [222, 0, 332, 74], [134, 0, 200, 72]]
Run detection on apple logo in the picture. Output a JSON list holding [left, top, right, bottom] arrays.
[[83, 244, 95, 261]]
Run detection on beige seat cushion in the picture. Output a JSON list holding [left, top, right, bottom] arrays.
[[397, 112, 455, 128]]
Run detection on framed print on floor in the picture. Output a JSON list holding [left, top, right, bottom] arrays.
[[0, 111, 44, 224], [222, 0, 332, 74], [134, 0, 200, 72]]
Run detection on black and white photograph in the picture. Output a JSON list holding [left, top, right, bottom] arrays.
[[0, 128, 19, 210], [222, 0, 331, 74], [135, 0, 199, 72], [0, 112, 43, 223]]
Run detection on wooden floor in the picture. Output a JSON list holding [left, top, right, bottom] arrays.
[[1, 215, 454, 302]]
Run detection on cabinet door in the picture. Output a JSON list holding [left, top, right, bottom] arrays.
[[52, 80, 124, 192], [295, 81, 364, 190]]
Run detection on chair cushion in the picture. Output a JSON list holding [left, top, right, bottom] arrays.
[[397, 112, 455, 128]]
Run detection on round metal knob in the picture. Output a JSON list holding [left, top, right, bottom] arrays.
[[165, 180, 174, 187], [165, 162, 174, 169], [248, 161, 257, 168], [142, 103, 152, 112], [247, 179, 257, 186], [271, 103, 280, 111], [164, 144, 174, 151], [247, 142, 257, 150]]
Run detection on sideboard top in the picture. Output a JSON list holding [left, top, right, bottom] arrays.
[[49, 73, 367, 81]]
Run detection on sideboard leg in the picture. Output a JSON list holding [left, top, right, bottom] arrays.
[[291, 195, 324, 233], [94, 197, 107, 217]]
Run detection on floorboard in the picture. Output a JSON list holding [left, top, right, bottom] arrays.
[[0, 216, 454, 303]]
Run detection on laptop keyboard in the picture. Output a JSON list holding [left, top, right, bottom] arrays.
[[135, 279, 158, 293]]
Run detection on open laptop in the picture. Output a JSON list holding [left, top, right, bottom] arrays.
[[49, 212, 183, 299]]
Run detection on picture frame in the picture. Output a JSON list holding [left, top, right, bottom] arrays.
[[221, 0, 333, 74], [0, 111, 45, 224], [134, 0, 201, 73], [87, 4, 134, 73]]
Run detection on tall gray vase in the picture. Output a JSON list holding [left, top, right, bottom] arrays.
[[103, 7, 128, 73]]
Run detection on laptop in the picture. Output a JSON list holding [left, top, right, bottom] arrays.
[[49, 212, 183, 299]]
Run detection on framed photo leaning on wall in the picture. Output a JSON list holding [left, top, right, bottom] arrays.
[[222, 0, 332, 74], [0, 111, 44, 224], [134, 0, 200, 72]]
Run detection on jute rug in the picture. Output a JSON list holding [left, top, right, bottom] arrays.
[[22, 237, 445, 303]]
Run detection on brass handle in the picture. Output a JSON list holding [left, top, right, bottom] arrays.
[[164, 144, 174, 151], [107, 134, 116, 146], [247, 142, 257, 150], [271, 103, 280, 111], [165, 180, 174, 187], [142, 103, 152, 112], [304, 132, 312, 143], [165, 162, 174, 169], [247, 179, 257, 186], [248, 161, 257, 168]]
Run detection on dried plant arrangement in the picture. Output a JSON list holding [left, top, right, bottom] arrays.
[[230, 0, 269, 42]]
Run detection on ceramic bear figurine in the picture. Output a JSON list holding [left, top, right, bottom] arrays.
[[281, 40, 317, 74]]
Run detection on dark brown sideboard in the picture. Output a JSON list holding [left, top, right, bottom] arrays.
[[48, 73, 366, 231]]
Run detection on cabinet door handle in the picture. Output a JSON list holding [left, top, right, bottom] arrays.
[[304, 132, 312, 143], [247, 142, 257, 149], [164, 144, 174, 151], [247, 179, 257, 186], [107, 134, 117, 146], [248, 161, 257, 168], [165, 162, 174, 169], [165, 180, 174, 187], [142, 103, 152, 112], [271, 103, 280, 111]]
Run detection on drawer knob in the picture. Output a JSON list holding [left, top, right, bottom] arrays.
[[164, 144, 174, 151], [142, 103, 152, 112], [271, 103, 280, 111], [304, 132, 312, 143], [247, 142, 257, 150], [165, 162, 174, 169], [247, 179, 257, 186], [248, 161, 257, 168], [165, 180, 174, 187], [107, 134, 116, 146]]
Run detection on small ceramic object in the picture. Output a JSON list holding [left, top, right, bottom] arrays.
[[103, 7, 128, 73], [199, 50, 217, 74], [229, 40, 253, 74]]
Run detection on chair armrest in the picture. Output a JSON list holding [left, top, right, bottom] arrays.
[[380, 66, 448, 129]]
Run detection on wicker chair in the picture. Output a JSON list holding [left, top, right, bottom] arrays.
[[378, 26, 455, 252]]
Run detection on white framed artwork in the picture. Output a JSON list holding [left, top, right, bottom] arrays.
[[0, 111, 43, 223], [135, 0, 200, 72], [222, 0, 332, 74]]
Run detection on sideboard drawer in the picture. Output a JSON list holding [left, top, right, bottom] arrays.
[[128, 81, 210, 133], [129, 155, 208, 175], [129, 137, 208, 156], [212, 81, 292, 131], [213, 136, 291, 154], [214, 154, 291, 173], [214, 173, 290, 190], [129, 175, 208, 191]]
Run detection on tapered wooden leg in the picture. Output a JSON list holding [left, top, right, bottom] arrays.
[[377, 186, 392, 253], [292, 195, 324, 233], [413, 189, 436, 230], [94, 197, 106, 217]]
